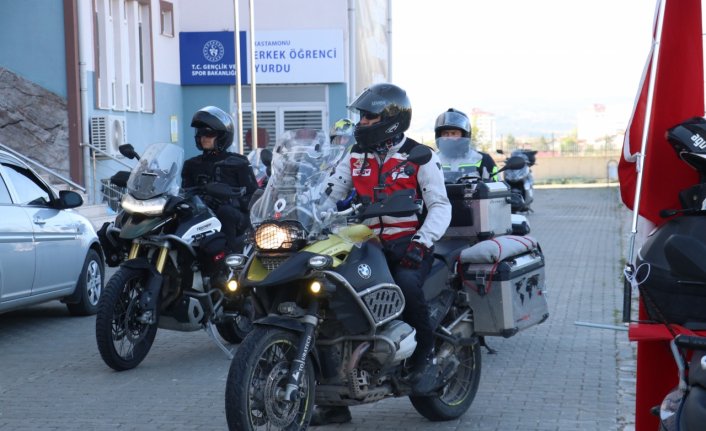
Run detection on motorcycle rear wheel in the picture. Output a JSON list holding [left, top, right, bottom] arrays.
[[409, 338, 482, 421], [225, 327, 315, 430], [95, 267, 158, 371]]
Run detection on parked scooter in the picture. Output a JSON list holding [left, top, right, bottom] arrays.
[[655, 236, 706, 431], [629, 116, 706, 430], [95, 143, 254, 371], [497, 149, 536, 213], [222, 131, 548, 430]]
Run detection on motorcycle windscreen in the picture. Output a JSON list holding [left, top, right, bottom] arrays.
[[250, 129, 344, 234], [126, 142, 184, 200]]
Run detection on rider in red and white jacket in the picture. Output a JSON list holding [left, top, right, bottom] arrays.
[[328, 134, 450, 247], [314, 83, 451, 425]]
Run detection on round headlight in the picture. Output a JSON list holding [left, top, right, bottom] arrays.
[[255, 224, 289, 249], [254, 222, 304, 251]]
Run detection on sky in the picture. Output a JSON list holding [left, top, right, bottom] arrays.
[[390, 0, 658, 139]]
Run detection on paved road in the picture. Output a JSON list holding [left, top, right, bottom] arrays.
[[0, 186, 636, 430]]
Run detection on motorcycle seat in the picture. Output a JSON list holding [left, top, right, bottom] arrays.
[[433, 238, 470, 268]]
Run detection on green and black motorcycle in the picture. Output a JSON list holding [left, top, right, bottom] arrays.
[[223, 130, 483, 430]]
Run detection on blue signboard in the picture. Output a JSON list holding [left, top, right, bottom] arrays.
[[179, 31, 248, 85]]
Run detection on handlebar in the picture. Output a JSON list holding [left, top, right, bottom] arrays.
[[320, 203, 362, 220], [675, 334, 706, 351]]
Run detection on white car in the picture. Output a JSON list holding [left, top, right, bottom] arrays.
[[0, 149, 104, 315]]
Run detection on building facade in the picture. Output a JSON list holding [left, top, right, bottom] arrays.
[[0, 0, 391, 202]]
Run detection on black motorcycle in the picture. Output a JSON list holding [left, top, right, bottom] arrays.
[[630, 116, 706, 430], [95, 143, 253, 371], [653, 235, 706, 431]]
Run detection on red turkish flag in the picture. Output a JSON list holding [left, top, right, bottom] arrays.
[[619, 0, 704, 226]]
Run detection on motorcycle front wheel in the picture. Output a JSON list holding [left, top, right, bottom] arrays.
[[225, 327, 315, 430], [95, 267, 158, 371], [410, 338, 482, 421]]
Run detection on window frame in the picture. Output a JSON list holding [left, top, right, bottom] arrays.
[[159, 1, 174, 37], [93, 0, 155, 113]]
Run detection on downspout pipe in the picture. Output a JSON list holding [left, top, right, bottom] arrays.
[[77, 0, 94, 203]]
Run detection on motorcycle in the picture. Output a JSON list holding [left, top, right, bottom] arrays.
[[443, 155, 531, 238], [497, 149, 536, 213], [222, 130, 548, 430], [95, 142, 254, 371], [652, 235, 706, 431], [630, 117, 706, 430]]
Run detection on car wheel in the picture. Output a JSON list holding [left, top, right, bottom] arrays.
[[67, 249, 104, 316]]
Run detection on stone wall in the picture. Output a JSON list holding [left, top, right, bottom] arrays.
[[0, 67, 69, 178]]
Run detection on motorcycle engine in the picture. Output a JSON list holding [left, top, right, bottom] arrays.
[[368, 320, 417, 364]]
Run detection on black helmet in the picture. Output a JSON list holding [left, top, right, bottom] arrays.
[[667, 116, 706, 173], [348, 83, 411, 151], [191, 106, 234, 151], [434, 108, 471, 139]]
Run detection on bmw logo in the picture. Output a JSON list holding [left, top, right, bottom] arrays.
[[357, 264, 372, 279]]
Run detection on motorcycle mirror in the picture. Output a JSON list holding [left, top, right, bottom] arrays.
[[496, 149, 505, 155], [119, 143, 140, 160], [260, 148, 273, 167], [406, 145, 432, 165]]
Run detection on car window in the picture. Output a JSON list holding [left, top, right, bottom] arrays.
[[2, 163, 51, 206], [0, 175, 11, 204]]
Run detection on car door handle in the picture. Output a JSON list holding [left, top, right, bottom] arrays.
[[33, 217, 46, 225]]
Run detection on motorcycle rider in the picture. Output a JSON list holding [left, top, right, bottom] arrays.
[[314, 83, 452, 425], [182, 106, 258, 252], [435, 108, 498, 181], [329, 117, 355, 149]]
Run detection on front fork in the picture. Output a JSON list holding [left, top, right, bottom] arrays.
[[284, 301, 319, 402], [128, 241, 170, 273], [128, 241, 170, 324]]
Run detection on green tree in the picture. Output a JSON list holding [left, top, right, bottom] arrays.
[[506, 134, 516, 151], [560, 129, 578, 154]]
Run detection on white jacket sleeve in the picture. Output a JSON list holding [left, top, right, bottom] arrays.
[[413, 151, 451, 248], [324, 152, 354, 204]]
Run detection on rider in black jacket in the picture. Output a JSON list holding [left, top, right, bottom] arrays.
[[182, 106, 258, 252]]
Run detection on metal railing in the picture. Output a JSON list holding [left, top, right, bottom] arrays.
[[82, 141, 133, 208]]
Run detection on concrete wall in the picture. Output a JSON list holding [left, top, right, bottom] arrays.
[[516, 155, 621, 183]]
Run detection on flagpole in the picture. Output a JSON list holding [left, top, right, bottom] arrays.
[[623, 0, 666, 322]]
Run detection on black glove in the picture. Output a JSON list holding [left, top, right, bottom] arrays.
[[400, 241, 431, 269]]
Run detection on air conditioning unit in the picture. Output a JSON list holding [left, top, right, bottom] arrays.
[[90, 115, 127, 158]]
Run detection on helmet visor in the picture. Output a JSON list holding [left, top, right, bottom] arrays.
[[436, 137, 472, 159], [196, 127, 219, 138]]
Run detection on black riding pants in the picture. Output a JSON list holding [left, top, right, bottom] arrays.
[[384, 235, 435, 362]]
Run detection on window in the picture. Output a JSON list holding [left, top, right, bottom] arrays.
[[2, 164, 50, 206], [240, 107, 325, 153], [94, 0, 154, 112], [160, 1, 174, 37], [0, 175, 12, 204]]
